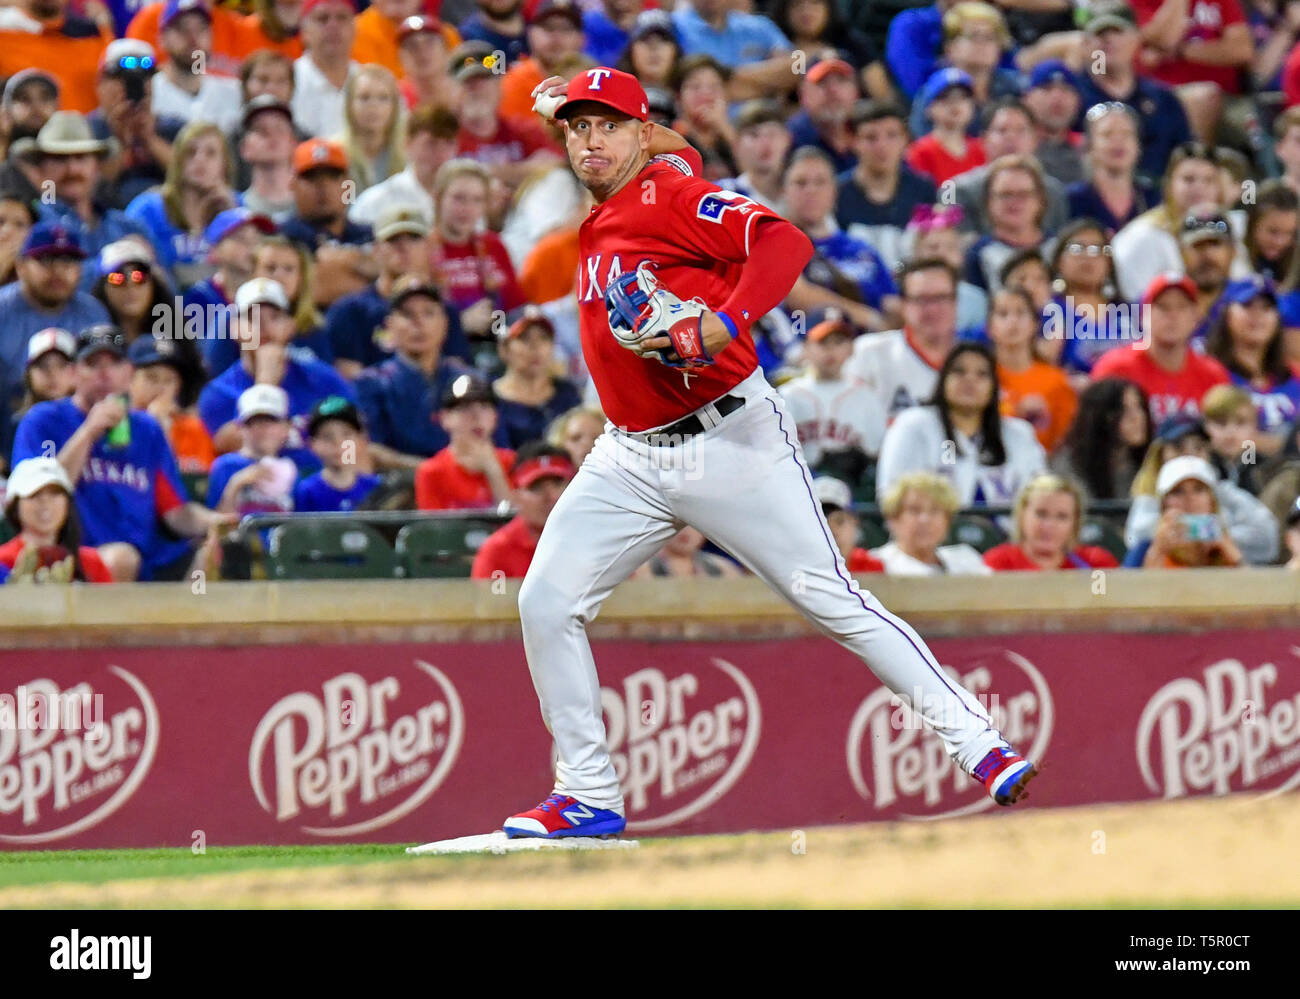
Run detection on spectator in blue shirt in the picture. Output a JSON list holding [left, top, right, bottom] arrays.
[[0, 222, 111, 460], [125, 119, 241, 288], [324, 202, 470, 379], [786, 55, 861, 175], [1066, 101, 1160, 238], [1073, 3, 1193, 183], [583, 0, 645, 66], [198, 277, 355, 471], [206, 383, 298, 518], [672, 0, 793, 97], [12, 325, 230, 581], [492, 307, 583, 451], [458, 0, 530, 65], [782, 147, 900, 333], [836, 100, 937, 272], [354, 276, 489, 470], [293, 395, 382, 513], [33, 112, 151, 292], [886, 0, 956, 98], [615, 10, 682, 94]]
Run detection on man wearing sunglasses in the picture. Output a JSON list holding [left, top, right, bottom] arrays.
[[0, 221, 112, 462]]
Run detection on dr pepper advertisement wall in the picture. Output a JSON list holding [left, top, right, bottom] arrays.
[[1, 571, 1298, 849]]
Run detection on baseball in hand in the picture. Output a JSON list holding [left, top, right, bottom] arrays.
[[532, 88, 565, 121]]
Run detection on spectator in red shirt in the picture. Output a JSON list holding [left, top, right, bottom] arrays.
[[1090, 273, 1231, 423], [429, 157, 526, 340], [1130, 0, 1253, 143], [415, 373, 515, 510], [906, 68, 985, 186], [1, 456, 114, 583], [471, 442, 575, 579], [451, 40, 563, 189], [814, 474, 884, 574], [983, 473, 1120, 570]]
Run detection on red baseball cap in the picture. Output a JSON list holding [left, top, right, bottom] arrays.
[[1141, 273, 1197, 308], [555, 67, 648, 122], [512, 453, 575, 490]]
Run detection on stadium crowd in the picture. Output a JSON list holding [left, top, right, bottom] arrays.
[[3, 0, 1300, 583]]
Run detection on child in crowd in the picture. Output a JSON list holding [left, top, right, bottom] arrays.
[[415, 374, 515, 511], [206, 384, 297, 518], [293, 396, 382, 513], [128, 336, 215, 475], [1201, 384, 1265, 495], [906, 68, 985, 186]]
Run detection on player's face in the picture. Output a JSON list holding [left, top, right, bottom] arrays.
[[1118, 386, 1149, 448], [942, 351, 994, 413], [1020, 490, 1076, 558], [1252, 208, 1298, 264], [244, 414, 291, 456], [515, 474, 567, 530], [129, 363, 181, 411], [17, 484, 69, 539], [1227, 297, 1279, 350], [1149, 289, 1197, 348], [781, 159, 835, 226], [888, 489, 950, 557], [563, 110, 652, 200], [27, 351, 74, 402]]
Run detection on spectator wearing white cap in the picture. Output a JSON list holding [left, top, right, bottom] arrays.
[[5, 328, 77, 473], [812, 474, 884, 574], [197, 276, 356, 470], [1, 69, 59, 152], [151, 0, 243, 136], [1126, 455, 1244, 569], [205, 383, 297, 518], [1, 457, 114, 583]]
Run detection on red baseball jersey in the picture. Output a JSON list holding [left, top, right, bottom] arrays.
[[575, 150, 789, 431], [1090, 345, 1230, 425]]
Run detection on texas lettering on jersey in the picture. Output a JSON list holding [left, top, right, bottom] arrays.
[[576, 162, 784, 431]]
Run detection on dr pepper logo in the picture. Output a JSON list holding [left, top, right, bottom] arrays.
[[0, 668, 159, 845], [1137, 652, 1300, 799], [846, 651, 1054, 819], [249, 662, 463, 836], [601, 657, 761, 831]]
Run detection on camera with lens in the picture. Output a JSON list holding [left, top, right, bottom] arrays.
[[108, 54, 157, 105]]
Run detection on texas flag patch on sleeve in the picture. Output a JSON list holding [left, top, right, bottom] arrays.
[[697, 191, 755, 223]]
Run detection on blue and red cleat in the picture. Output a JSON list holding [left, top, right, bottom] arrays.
[[974, 746, 1038, 805], [503, 793, 627, 838]]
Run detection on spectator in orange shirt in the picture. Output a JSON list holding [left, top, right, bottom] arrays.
[[470, 442, 575, 579], [987, 287, 1077, 452], [499, 0, 585, 127], [126, 0, 247, 80], [983, 474, 1120, 571], [396, 14, 457, 110], [0, 0, 110, 114], [415, 373, 515, 510], [237, 0, 305, 61], [352, 0, 462, 80], [127, 335, 214, 475]]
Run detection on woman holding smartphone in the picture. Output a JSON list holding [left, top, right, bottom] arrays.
[[1125, 456, 1243, 568]]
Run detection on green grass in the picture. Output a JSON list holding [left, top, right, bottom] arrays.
[[0, 843, 417, 888]]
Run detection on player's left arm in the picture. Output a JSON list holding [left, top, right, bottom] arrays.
[[637, 215, 815, 360]]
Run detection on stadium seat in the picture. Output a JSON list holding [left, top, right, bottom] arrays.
[[266, 521, 397, 580], [396, 519, 497, 579], [1078, 517, 1127, 563], [946, 515, 1006, 553]]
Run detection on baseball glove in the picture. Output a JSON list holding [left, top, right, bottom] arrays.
[[605, 262, 714, 368]]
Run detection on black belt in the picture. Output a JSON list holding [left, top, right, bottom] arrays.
[[634, 394, 745, 444]]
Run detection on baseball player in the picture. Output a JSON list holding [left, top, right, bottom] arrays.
[[502, 68, 1038, 839]]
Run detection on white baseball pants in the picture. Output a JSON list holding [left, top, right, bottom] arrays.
[[518, 368, 1009, 813]]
